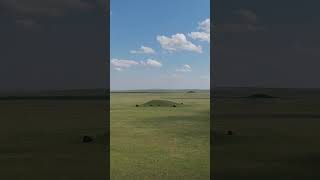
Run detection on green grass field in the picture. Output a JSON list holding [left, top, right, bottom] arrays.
[[0, 99, 108, 180], [212, 88, 320, 179], [110, 91, 210, 180]]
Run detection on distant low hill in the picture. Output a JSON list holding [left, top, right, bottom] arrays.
[[187, 91, 196, 93], [213, 87, 320, 99]]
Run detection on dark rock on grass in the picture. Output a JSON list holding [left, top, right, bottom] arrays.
[[246, 93, 277, 99], [172, 105, 176, 107], [82, 136, 94, 143], [187, 91, 195, 93], [136, 104, 139, 107], [226, 130, 233, 135]]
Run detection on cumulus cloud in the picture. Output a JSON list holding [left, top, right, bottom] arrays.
[[189, 31, 210, 42], [140, 59, 162, 68], [157, 33, 202, 53], [189, 18, 210, 42], [199, 18, 210, 33], [114, 67, 123, 71], [130, 46, 156, 54], [111, 59, 139, 71], [176, 64, 192, 72], [111, 58, 162, 71]]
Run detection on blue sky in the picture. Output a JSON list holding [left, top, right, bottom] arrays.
[[111, 0, 210, 90]]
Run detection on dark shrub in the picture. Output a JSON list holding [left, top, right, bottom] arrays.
[[136, 104, 139, 107], [172, 105, 176, 107], [82, 136, 93, 143], [226, 130, 233, 135]]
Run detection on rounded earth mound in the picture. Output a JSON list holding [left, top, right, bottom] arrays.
[[141, 100, 181, 107]]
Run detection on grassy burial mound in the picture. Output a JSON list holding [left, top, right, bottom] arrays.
[[140, 100, 181, 107], [187, 90, 196, 93], [246, 93, 277, 99]]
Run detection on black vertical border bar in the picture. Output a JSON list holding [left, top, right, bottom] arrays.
[[210, 0, 216, 179], [104, 0, 110, 179]]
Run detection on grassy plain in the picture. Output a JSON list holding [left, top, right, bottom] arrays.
[[212, 88, 320, 179], [110, 91, 210, 180], [0, 98, 108, 180]]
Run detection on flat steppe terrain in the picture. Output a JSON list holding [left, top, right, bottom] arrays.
[[111, 90, 210, 180], [212, 88, 320, 179], [0, 90, 108, 180]]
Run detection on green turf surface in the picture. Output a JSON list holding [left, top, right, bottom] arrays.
[[0, 100, 108, 180], [111, 91, 210, 180], [212, 88, 320, 179]]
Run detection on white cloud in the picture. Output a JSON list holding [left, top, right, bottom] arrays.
[[111, 58, 162, 71], [111, 59, 139, 71], [140, 59, 162, 68], [157, 33, 202, 53], [189, 18, 210, 43], [199, 18, 210, 33], [130, 46, 156, 54], [188, 32, 210, 42], [184, 64, 191, 69], [176, 64, 192, 72], [114, 67, 123, 71]]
